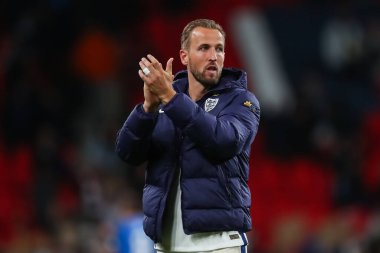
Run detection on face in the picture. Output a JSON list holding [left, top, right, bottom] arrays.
[[180, 27, 225, 87]]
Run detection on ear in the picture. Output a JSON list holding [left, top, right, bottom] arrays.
[[180, 49, 188, 66]]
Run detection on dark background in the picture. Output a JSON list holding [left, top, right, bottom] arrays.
[[0, 0, 379, 252]]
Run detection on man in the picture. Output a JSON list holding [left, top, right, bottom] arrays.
[[116, 19, 260, 253]]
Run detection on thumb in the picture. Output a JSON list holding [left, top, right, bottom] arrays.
[[165, 57, 174, 75]]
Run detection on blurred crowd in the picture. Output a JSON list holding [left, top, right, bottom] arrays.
[[0, 0, 379, 252]]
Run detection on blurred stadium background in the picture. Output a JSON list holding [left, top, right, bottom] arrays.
[[0, 0, 380, 252]]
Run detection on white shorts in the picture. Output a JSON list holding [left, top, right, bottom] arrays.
[[156, 245, 248, 253]]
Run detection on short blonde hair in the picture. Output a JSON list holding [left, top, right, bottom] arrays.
[[181, 19, 226, 49]]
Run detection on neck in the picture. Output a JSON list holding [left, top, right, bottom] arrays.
[[187, 71, 208, 101], [189, 82, 207, 101]]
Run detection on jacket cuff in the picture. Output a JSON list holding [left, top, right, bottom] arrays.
[[163, 93, 197, 128], [124, 104, 158, 137]]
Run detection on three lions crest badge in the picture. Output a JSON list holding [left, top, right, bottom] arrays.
[[204, 98, 219, 112]]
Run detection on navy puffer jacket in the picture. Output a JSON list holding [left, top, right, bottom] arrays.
[[116, 68, 260, 242]]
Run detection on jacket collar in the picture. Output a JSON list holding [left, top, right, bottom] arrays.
[[172, 68, 247, 94]]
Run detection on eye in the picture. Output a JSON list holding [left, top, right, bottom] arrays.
[[199, 45, 209, 51], [216, 46, 224, 53]]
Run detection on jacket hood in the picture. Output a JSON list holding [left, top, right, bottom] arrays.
[[172, 67, 248, 93]]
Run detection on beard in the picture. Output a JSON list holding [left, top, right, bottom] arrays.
[[188, 61, 222, 88]]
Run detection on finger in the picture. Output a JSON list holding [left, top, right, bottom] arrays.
[[139, 60, 154, 77], [139, 60, 147, 70], [138, 69, 149, 82], [165, 58, 174, 75], [142, 57, 159, 76], [141, 57, 153, 69], [147, 54, 162, 70]]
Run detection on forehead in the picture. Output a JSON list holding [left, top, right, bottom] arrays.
[[189, 27, 225, 47]]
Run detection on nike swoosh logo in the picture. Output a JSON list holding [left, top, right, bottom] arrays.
[[159, 109, 164, 113]]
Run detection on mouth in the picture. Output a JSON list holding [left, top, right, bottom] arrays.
[[205, 65, 218, 74]]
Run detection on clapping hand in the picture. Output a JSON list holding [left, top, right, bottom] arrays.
[[139, 54, 176, 113]]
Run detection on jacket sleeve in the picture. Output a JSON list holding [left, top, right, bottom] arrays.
[[115, 104, 157, 165], [163, 91, 260, 161]]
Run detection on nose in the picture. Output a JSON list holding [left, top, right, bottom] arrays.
[[209, 48, 217, 61]]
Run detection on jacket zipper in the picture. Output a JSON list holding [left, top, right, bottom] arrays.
[[197, 87, 229, 104]]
